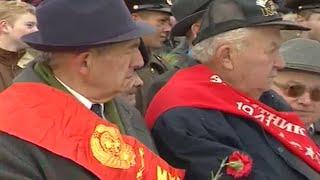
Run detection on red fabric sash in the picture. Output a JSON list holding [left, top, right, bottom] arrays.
[[145, 64, 320, 173], [0, 83, 184, 180]]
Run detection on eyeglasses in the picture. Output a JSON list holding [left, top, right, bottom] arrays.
[[273, 81, 320, 102]]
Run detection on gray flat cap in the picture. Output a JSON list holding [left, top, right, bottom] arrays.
[[280, 38, 320, 74]]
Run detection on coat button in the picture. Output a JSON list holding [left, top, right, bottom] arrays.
[[277, 147, 284, 153]]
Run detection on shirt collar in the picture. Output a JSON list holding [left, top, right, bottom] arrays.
[[55, 77, 104, 110]]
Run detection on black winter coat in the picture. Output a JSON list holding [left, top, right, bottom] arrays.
[[152, 90, 320, 180]]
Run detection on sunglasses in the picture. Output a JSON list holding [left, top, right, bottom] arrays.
[[273, 81, 320, 102]]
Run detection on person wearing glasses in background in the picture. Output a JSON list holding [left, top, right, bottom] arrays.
[[272, 38, 320, 145]]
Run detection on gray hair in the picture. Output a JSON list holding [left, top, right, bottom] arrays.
[[46, 44, 112, 69], [191, 28, 252, 64]]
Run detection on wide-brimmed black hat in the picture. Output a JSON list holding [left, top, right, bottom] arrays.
[[171, 0, 212, 36], [125, 0, 172, 14], [194, 0, 310, 45], [22, 0, 155, 51]]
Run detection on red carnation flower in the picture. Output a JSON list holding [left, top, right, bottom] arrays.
[[226, 151, 253, 179]]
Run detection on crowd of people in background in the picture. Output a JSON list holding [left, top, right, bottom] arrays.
[[0, 0, 320, 179]]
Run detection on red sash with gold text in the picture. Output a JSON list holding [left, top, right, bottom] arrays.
[[0, 83, 184, 180], [145, 64, 320, 173]]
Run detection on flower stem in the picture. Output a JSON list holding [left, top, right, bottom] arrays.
[[211, 157, 228, 180]]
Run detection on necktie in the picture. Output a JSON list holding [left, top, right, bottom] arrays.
[[90, 104, 103, 118]]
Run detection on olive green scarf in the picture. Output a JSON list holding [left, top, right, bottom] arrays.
[[34, 61, 125, 133]]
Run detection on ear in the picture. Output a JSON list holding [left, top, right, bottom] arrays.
[[74, 51, 91, 76], [0, 20, 11, 34], [190, 22, 201, 39], [215, 43, 234, 70], [131, 13, 142, 21]]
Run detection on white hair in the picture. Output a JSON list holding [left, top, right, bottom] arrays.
[[191, 28, 253, 64]]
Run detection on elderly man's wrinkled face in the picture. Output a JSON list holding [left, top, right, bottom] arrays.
[[5, 12, 37, 50], [86, 39, 144, 103], [231, 27, 284, 98], [272, 70, 320, 126]]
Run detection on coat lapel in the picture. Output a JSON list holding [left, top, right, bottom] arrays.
[[265, 132, 320, 179], [113, 98, 157, 153]]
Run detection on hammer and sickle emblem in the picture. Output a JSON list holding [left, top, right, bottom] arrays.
[[90, 124, 136, 169]]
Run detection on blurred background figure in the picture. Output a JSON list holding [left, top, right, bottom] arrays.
[[144, 0, 213, 109], [272, 38, 320, 144], [125, 0, 172, 51], [163, 0, 211, 67], [0, 0, 37, 92], [124, 0, 173, 113], [296, 3, 320, 41], [281, 1, 320, 41]]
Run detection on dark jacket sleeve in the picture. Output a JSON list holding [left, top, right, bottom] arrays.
[[0, 132, 43, 180], [152, 108, 267, 180], [0, 132, 97, 180]]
